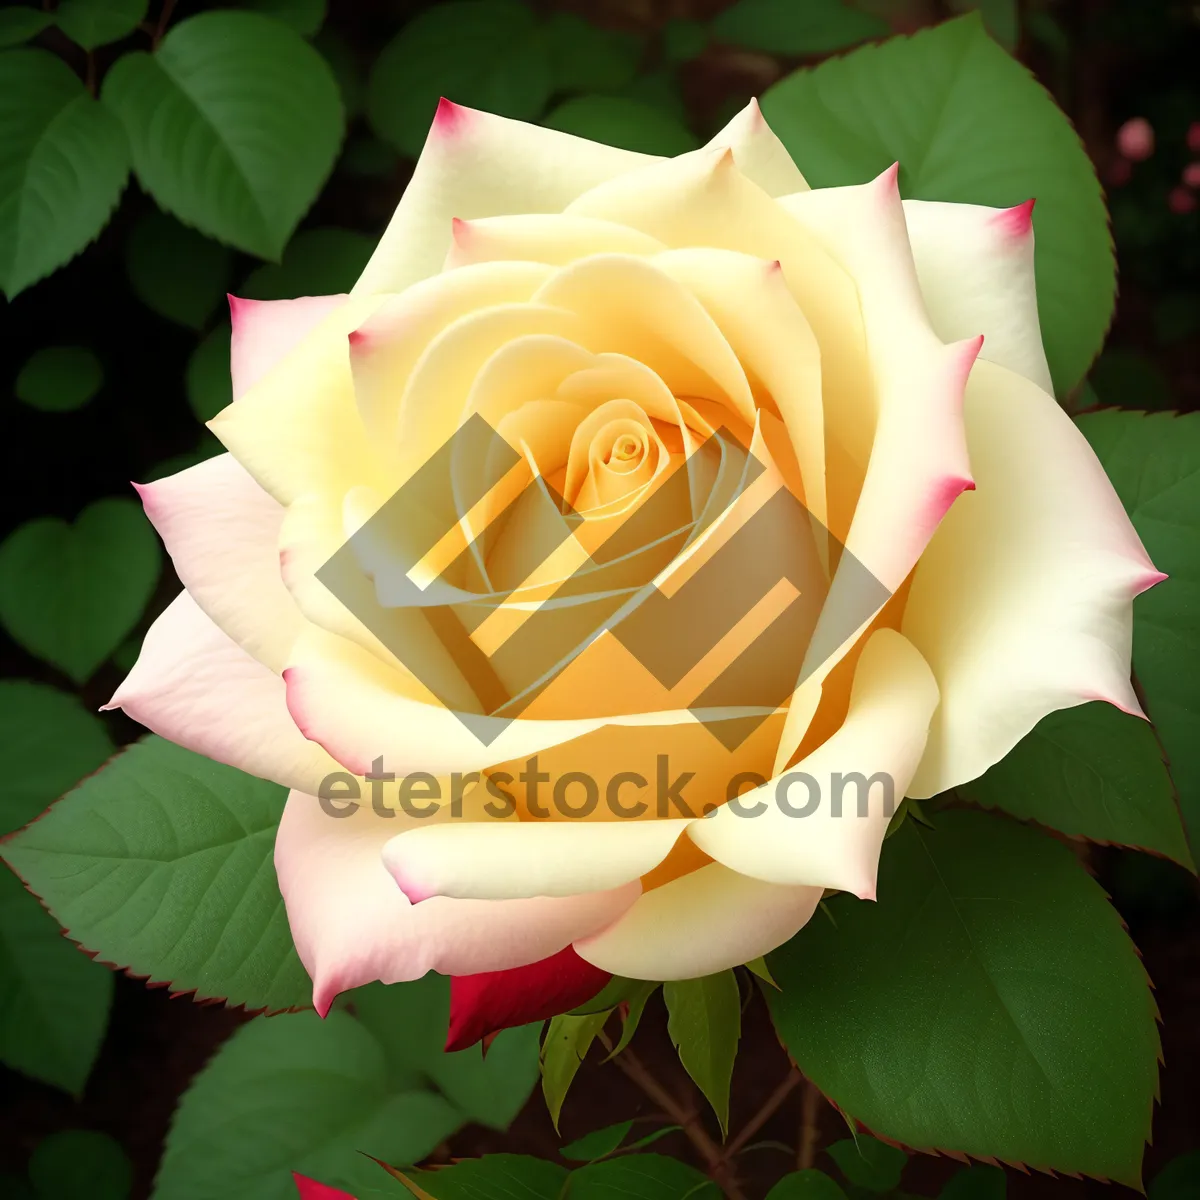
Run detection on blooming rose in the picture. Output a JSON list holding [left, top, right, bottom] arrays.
[[109, 99, 1160, 1041]]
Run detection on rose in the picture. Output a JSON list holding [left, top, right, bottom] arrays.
[[110, 99, 1160, 1042]]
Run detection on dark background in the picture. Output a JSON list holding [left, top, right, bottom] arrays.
[[1, 1, 1197, 1197]]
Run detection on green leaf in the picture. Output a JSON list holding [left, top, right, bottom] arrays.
[[55, 0, 147, 50], [125, 211, 233, 329], [186, 324, 233, 423], [349, 976, 540, 1131], [1, 736, 314, 1012], [766, 810, 1159, 1185], [28, 1130, 132, 1200], [400, 1156, 570, 1200], [153, 1009, 463, 1200], [367, 1, 551, 159], [1077, 411, 1200, 851], [239, 0, 326, 38], [545, 11, 640, 95], [1151, 1151, 1200, 1200], [0, 497, 160, 683], [762, 15, 1112, 397], [958, 702, 1193, 869], [0, 680, 113, 836], [623, 1126, 682, 1153], [569, 1154, 721, 1198], [744, 955, 778, 987], [938, 1164, 1007, 1200], [540, 1010, 609, 1131], [240, 227, 374, 300], [766, 1170, 850, 1200], [102, 11, 343, 259], [544, 95, 698, 156], [826, 1137, 907, 1192], [0, 49, 129, 298], [559, 1119, 635, 1162], [712, 0, 887, 56], [15, 345, 103, 412], [663, 971, 741, 1134], [604, 979, 656, 1059], [0, 7, 52, 46], [0, 866, 113, 1095], [569, 974, 643, 1015], [948, 0, 1018, 52]]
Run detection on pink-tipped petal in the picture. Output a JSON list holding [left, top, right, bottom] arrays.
[[433, 96, 471, 136], [899, 198, 1053, 395], [106, 591, 340, 795], [773, 168, 976, 767], [274, 791, 639, 1015], [992, 197, 1036, 238], [446, 946, 610, 1051], [903, 359, 1161, 796], [230, 294, 348, 401], [353, 106, 654, 295], [134, 453, 303, 673]]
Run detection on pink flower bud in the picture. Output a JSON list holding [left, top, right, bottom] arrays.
[[1188, 121, 1200, 154], [1117, 117, 1154, 161], [1183, 162, 1200, 189]]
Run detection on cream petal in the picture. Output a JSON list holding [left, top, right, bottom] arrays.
[[774, 168, 977, 772], [349, 260, 554, 452], [532, 253, 757, 425], [565, 145, 871, 538], [396, 302, 588, 479], [135, 453, 302, 673], [688, 628, 938, 899], [105, 592, 340, 795], [353, 100, 656, 296], [209, 294, 391, 506], [901, 359, 1161, 798], [229, 294, 348, 401], [274, 789, 638, 1015], [901, 198, 1053, 395], [281, 622, 707, 778], [445, 213, 665, 269], [380, 819, 693, 902], [706, 98, 810, 197], [574, 862, 822, 980], [653, 247, 826, 534]]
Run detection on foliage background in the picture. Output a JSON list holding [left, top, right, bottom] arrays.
[[1, 0, 1197, 1197]]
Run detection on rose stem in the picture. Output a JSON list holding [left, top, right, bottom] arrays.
[[726, 1067, 804, 1159], [599, 1033, 747, 1199], [798, 1077, 824, 1170]]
